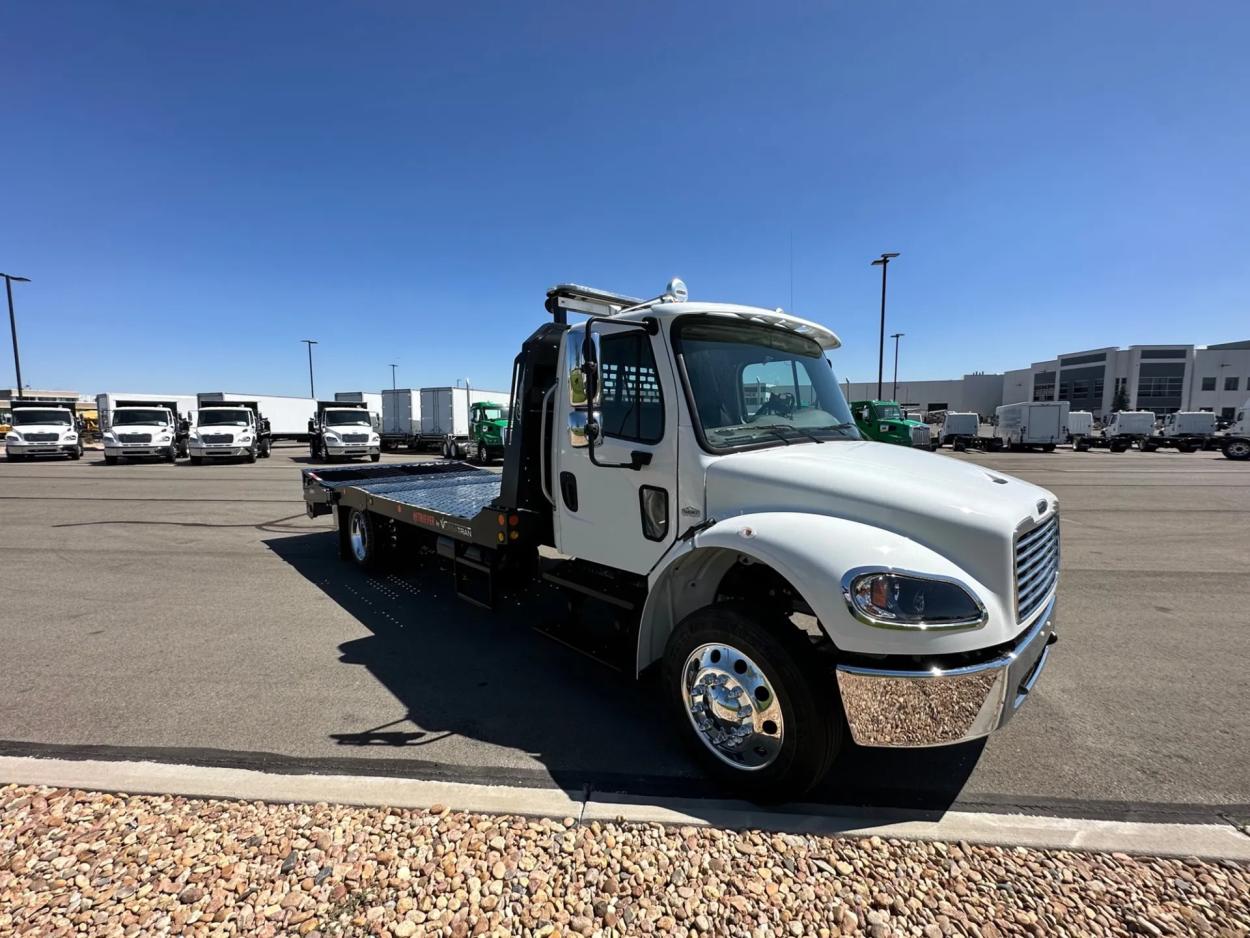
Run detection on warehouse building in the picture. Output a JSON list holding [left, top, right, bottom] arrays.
[[844, 339, 1249, 421], [1004, 339, 1250, 419]]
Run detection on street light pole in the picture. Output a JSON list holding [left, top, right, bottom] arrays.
[[870, 253, 900, 400], [389, 363, 397, 392], [890, 332, 904, 401], [2, 273, 31, 399], [301, 339, 318, 398]]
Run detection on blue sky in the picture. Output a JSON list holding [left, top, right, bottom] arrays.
[[2, 1, 1248, 396]]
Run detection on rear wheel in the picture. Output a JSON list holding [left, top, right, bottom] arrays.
[[663, 603, 842, 801], [1223, 438, 1250, 461], [1041, 443, 1055, 452]]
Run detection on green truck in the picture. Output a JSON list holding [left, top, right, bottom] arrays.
[[850, 399, 935, 449], [466, 401, 510, 464]]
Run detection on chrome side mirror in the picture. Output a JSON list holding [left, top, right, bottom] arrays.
[[568, 409, 599, 448]]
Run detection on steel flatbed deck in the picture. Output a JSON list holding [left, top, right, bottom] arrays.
[[302, 461, 509, 545]]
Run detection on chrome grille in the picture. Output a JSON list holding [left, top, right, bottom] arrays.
[[341, 433, 369, 443], [202, 433, 233, 444], [910, 425, 931, 446], [1015, 514, 1059, 623], [24, 433, 58, 442], [118, 433, 152, 444]]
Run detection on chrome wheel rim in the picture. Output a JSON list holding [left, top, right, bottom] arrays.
[[682, 643, 784, 771], [349, 512, 368, 562], [1229, 441, 1250, 457]]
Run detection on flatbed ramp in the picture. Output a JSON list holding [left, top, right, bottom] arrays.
[[302, 462, 506, 539]]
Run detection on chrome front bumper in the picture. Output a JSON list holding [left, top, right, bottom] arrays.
[[835, 593, 1056, 747], [190, 445, 250, 457], [6, 443, 77, 456], [106, 444, 171, 456], [327, 446, 378, 456]]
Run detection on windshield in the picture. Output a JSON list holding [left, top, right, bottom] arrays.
[[13, 409, 72, 426], [480, 406, 509, 421], [673, 317, 859, 451], [324, 409, 371, 427], [113, 409, 170, 426], [871, 403, 903, 421], [198, 409, 251, 427]]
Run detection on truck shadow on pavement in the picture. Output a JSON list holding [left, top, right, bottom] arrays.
[[264, 531, 984, 814]]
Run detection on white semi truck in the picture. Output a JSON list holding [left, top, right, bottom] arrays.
[[4, 401, 83, 460], [1146, 411, 1215, 452], [188, 402, 272, 464], [101, 401, 189, 464], [994, 401, 1069, 452], [197, 392, 314, 440], [302, 279, 1060, 797], [1100, 411, 1157, 452], [308, 400, 381, 462]]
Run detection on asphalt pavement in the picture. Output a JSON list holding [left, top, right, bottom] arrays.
[[1, 442, 1247, 823]]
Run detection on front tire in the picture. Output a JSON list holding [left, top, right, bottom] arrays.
[[663, 603, 842, 800], [370, 452, 381, 462], [190, 456, 203, 465], [104, 454, 119, 465]]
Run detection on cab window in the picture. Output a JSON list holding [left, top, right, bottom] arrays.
[[599, 332, 664, 444]]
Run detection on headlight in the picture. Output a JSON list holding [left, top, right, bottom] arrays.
[[64, 433, 78, 441], [843, 570, 986, 630], [103, 431, 116, 441], [6, 432, 21, 442]]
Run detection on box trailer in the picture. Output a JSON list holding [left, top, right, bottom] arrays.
[[196, 392, 315, 440], [1067, 411, 1094, 451], [994, 401, 1069, 451], [380, 389, 422, 450], [418, 386, 511, 456]]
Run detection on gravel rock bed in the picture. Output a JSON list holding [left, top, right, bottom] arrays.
[[1, 784, 1248, 937]]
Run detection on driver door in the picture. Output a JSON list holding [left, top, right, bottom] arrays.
[[554, 323, 679, 575]]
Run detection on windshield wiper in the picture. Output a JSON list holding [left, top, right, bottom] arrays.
[[752, 424, 827, 445]]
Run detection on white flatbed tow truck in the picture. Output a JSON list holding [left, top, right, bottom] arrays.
[[302, 279, 1060, 797]]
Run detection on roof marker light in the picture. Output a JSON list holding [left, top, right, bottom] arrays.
[[667, 278, 688, 302]]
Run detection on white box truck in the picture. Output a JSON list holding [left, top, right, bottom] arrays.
[[196, 392, 315, 440], [380, 389, 422, 450], [418, 386, 511, 457], [1066, 411, 1094, 451], [994, 401, 1069, 452], [936, 412, 983, 451], [1146, 411, 1215, 452], [334, 391, 382, 430], [96, 392, 198, 432], [1100, 411, 1156, 452]]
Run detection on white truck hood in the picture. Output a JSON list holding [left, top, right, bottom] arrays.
[[704, 441, 1055, 617]]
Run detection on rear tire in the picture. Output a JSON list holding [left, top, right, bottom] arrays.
[[663, 602, 842, 801], [1223, 438, 1250, 461], [1041, 443, 1055, 453]]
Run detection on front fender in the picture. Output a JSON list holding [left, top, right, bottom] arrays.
[[637, 512, 1014, 674]]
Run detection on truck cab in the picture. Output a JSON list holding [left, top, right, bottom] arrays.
[[309, 402, 380, 462], [304, 279, 1059, 797], [850, 399, 934, 449], [102, 404, 186, 464], [188, 406, 270, 464], [4, 403, 83, 461], [466, 401, 510, 464]]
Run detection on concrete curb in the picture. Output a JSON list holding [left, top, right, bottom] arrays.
[[3, 755, 1248, 862]]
